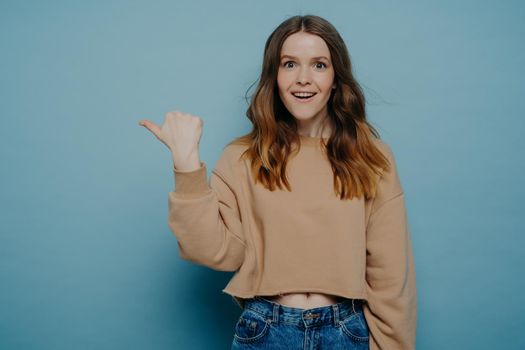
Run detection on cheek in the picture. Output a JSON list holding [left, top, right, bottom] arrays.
[[277, 82, 291, 101], [276, 74, 285, 89], [317, 70, 335, 90], [276, 78, 287, 102], [320, 76, 334, 91], [277, 71, 294, 87]]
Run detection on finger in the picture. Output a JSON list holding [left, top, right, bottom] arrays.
[[138, 119, 162, 140]]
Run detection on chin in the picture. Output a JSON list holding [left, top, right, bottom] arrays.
[[291, 114, 318, 121], [288, 109, 323, 121], [282, 100, 327, 122]]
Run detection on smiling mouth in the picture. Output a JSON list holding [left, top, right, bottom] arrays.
[[291, 92, 317, 102]]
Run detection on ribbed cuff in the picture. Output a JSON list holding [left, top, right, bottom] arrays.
[[173, 162, 210, 194]]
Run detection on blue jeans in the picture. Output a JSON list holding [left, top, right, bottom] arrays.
[[231, 296, 370, 350]]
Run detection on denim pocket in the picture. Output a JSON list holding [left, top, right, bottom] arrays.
[[338, 309, 369, 342], [233, 309, 271, 344]]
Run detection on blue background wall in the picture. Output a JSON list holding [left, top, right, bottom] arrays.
[[1, 0, 524, 349]]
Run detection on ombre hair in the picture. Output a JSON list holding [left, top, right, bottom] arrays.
[[228, 14, 390, 201]]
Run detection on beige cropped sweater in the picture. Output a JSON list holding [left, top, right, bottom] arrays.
[[168, 135, 417, 350]]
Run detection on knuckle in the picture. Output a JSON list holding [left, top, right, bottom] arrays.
[[165, 111, 202, 125], [165, 110, 181, 117]]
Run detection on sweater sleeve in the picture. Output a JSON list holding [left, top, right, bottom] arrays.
[[167, 148, 246, 272], [363, 143, 418, 350]]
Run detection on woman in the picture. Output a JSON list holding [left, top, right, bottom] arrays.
[[139, 14, 417, 350]]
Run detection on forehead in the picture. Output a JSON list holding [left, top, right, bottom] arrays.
[[280, 32, 331, 59]]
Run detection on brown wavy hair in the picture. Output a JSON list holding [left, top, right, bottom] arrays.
[[228, 14, 390, 201]]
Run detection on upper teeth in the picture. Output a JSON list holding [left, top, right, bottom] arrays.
[[293, 92, 315, 97]]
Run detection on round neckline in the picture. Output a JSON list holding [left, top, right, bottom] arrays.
[[299, 134, 329, 146]]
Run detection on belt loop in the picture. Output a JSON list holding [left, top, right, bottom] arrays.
[[352, 299, 356, 314], [272, 303, 279, 324], [332, 303, 340, 325]]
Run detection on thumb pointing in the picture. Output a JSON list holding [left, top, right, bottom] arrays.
[[138, 119, 161, 139]]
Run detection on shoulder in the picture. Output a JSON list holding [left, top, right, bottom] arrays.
[[214, 142, 249, 177], [369, 137, 397, 175], [370, 137, 403, 198], [219, 143, 249, 165]]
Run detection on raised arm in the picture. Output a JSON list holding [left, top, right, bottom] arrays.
[[139, 111, 246, 272], [167, 152, 246, 271]]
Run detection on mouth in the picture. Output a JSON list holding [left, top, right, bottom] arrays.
[[291, 92, 317, 103]]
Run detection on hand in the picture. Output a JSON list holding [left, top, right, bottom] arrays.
[[138, 110, 203, 159]]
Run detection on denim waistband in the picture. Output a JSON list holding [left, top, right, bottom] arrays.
[[243, 296, 364, 327]]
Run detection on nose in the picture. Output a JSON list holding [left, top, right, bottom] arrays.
[[296, 65, 312, 85]]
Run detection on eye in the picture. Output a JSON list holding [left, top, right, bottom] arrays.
[[282, 61, 295, 69], [281, 61, 328, 70]]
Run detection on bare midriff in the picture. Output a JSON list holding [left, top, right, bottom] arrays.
[[259, 292, 346, 309]]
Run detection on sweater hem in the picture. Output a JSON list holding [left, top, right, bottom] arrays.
[[222, 286, 368, 310]]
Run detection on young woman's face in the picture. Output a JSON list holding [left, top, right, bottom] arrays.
[[277, 31, 335, 128]]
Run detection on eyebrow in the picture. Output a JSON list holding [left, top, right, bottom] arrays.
[[280, 55, 330, 61]]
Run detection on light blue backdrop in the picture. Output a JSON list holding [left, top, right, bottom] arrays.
[[1, 0, 523, 349]]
